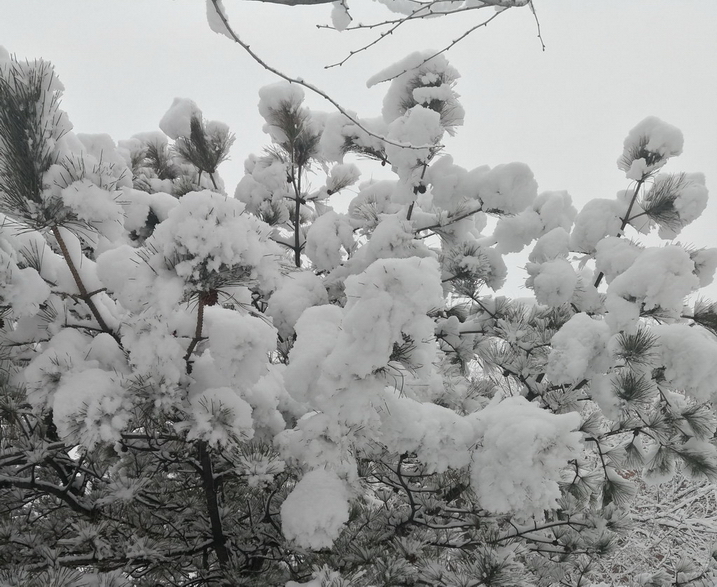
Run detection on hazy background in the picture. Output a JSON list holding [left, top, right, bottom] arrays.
[[1, 0, 716, 294]]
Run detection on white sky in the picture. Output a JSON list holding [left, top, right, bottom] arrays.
[[1, 0, 717, 295]]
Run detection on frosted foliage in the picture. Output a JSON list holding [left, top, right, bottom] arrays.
[[527, 258, 578, 307], [61, 179, 124, 235], [469, 397, 581, 517], [653, 324, 717, 403], [305, 211, 355, 272], [203, 306, 277, 390], [266, 271, 329, 339], [547, 313, 611, 383], [381, 393, 474, 472], [258, 82, 305, 119], [367, 51, 463, 130], [331, 1, 352, 31], [326, 163, 361, 193], [0, 247, 51, 316], [5, 46, 717, 587], [528, 227, 570, 263], [147, 190, 281, 292], [605, 246, 698, 332], [206, 0, 233, 39], [121, 314, 187, 389], [385, 105, 443, 187], [671, 173, 708, 223], [475, 162, 538, 215], [493, 209, 542, 254], [692, 248, 717, 287], [53, 368, 128, 449], [284, 305, 343, 406], [570, 198, 627, 254], [280, 468, 350, 549], [594, 237, 642, 284], [0, 58, 73, 161], [534, 190, 577, 232], [258, 82, 308, 143], [159, 97, 202, 140], [653, 172, 709, 238], [426, 155, 467, 211], [76, 133, 130, 176], [619, 116, 683, 179], [325, 257, 443, 383], [186, 387, 254, 446]]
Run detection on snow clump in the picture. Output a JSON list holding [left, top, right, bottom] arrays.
[[281, 467, 350, 549], [159, 98, 202, 140], [618, 116, 683, 180]]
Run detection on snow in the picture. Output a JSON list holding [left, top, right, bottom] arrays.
[[280, 467, 350, 549], [618, 116, 683, 178], [473, 162, 538, 215], [425, 155, 468, 211], [605, 245, 699, 332], [648, 172, 709, 238], [330, 1, 352, 31], [0, 246, 51, 317], [368, 50, 464, 135], [121, 313, 187, 390], [52, 368, 129, 449], [206, 0, 233, 40], [534, 190, 577, 232], [147, 190, 282, 294], [284, 304, 343, 407], [528, 227, 570, 263], [185, 386, 254, 446], [691, 248, 717, 288], [569, 198, 627, 254], [325, 162, 361, 194], [547, 313, 611, 383], [468, 396, 582, 518], [527, 258, 578, 307], [493, 209, 543, 254], [594, 237, 642, 284], [257, 82, 310, 145], [385, 105, 443, 190], [305, 211, 355, 272], [159, 97, 202, 140], [60, 179, 125, 242], [266, 271, 329, 339], [653, 324, 717, 403], [202, 306, 277, 390], [325, 256, 444, 384], [380, 392, 475, 472]]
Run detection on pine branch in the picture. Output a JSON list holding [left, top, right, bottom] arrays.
[[51, 226, 119, 344]]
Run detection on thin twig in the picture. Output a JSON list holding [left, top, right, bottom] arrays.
[[208, 0, 441, 152]]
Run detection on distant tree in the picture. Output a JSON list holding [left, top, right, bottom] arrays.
[[1, 32, 717, 587]]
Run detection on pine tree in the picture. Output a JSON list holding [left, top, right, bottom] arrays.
[[0, 44, 716, 587]]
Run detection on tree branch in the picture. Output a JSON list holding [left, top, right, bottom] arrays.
[[51, 226, 120, 344], [198, 441, 231, 570], [208, 0, 442, 152]]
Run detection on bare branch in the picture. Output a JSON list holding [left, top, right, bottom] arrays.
[[208, 0, 442, 152]]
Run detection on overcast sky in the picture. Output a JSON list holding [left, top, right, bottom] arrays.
[[1, 0, 716, 294]]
